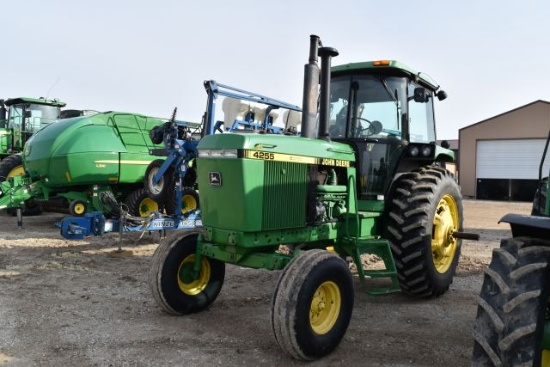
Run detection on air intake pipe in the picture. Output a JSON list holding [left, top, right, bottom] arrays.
[[301, 35, 321, 139]]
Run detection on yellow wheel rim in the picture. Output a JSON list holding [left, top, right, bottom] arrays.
[[432, 194, 459, 273], [73, 202, 86, 215], [543, 349, 550, 366], [138, 197, 159, 217], [310, 281, 341, 335], [177, 254, 210, 296], [181, 193, 198, 215], [8, 165, 24, 178]]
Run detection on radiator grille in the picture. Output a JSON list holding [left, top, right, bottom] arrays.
[[262, 161, 307, 230]]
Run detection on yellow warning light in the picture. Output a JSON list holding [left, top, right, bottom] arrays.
[[373, 60, 391, 66]]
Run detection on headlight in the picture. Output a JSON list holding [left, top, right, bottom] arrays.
[[409, 146, 419, 157], [421, 145, 432, 157], [198, 149, 238, 158]]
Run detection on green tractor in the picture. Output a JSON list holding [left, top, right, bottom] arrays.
[[149, 35, 477, 360], [0, 97, 66, 180], [472, 132, 550, 366]]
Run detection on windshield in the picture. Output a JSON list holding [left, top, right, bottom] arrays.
[[8, 104, 61, 132], [329, 74, 436, 143], [329, 75, 406, 139]]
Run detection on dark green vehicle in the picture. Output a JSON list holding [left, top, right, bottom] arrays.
[[149, 35, 477, 360], [0, 97, 66, 179]]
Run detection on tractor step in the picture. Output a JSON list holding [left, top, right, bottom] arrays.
[[341, 236, 400, 295]]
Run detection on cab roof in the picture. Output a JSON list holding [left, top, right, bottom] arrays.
[[331, 60, 441, 91], [4, 97, 67, 107]]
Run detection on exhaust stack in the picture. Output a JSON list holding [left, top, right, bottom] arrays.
[[318, 46, 339, 140]]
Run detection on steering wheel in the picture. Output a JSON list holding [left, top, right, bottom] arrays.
[[354, 117, 383, 136]]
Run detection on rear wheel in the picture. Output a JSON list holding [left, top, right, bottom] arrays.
[[149, 230, 225, 315], [271, 249, 354, 360], [472, 237, 550, 366], [124, 188, 160, 217], [165, 187, 199, 216], [386, 166, 463, 297], [0, 154, 24, 180]]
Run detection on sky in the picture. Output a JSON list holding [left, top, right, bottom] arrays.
[[3, 0, 550, 140]]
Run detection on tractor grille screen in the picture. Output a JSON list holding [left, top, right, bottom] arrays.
[[262, 161, 307, 230]]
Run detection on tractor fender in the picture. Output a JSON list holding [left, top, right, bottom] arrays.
[[499, 213, 550, 240]]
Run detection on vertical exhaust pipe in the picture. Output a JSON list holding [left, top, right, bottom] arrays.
[[301, 35, 321, 139], [318, 46, 339, 140], [0, 100, 6, 128]]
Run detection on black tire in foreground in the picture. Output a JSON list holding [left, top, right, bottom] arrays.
[[472, 237, 550, 366], [386, 166, 463, 297], [149, 230, 225, 315], [271, 249, 354, 360]]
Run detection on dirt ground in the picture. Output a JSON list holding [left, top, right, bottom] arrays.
[[0, 200, 532, 367]]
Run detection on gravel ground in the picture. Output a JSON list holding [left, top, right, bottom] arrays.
[[0, 199, 532, 367]]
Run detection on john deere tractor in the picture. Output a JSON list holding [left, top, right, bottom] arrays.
[[0, 97, 66, 180], [472, 131, 550, 366], [148, 35, 476, 360]]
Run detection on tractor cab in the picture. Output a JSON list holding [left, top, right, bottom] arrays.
[[328, 61, 451, 200], [0, 97, 66, 156]]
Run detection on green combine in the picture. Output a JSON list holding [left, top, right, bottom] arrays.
[[148, 35, 478, 360]]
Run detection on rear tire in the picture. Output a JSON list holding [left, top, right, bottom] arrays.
[[149, 230, 225, 315], [0, 154, 24, 180], [124, 188, 160, 217], [472, 237, 550, 366], [386, 166, 463, 297], [271, 249, 354, 360], [164, 187, 199, 216]]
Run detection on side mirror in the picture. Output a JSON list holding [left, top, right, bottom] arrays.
[[24, 110, 32, 118], [413, 87, 430, 103]]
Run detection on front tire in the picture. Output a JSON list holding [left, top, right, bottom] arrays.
[[271, 249, 354, 360], [472, 237, 550, 366], [386, 166, 463, 297], [149, 230, 225, 315], [144, 159, 173, 202]]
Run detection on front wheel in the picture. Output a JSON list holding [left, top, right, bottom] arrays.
[[144, 159, 173, 201], [271, 249, 354, 360], [149, 230, 225, 315], [472, 237, 550, 366], [386, 166, 463, 297], [164, 187, 199, 216]]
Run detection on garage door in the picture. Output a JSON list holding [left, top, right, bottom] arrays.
[[476, 139, 550, 179]]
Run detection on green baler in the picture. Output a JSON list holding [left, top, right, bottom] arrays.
[[0, 111, 189, 217], [149, 35, 479, 360]]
